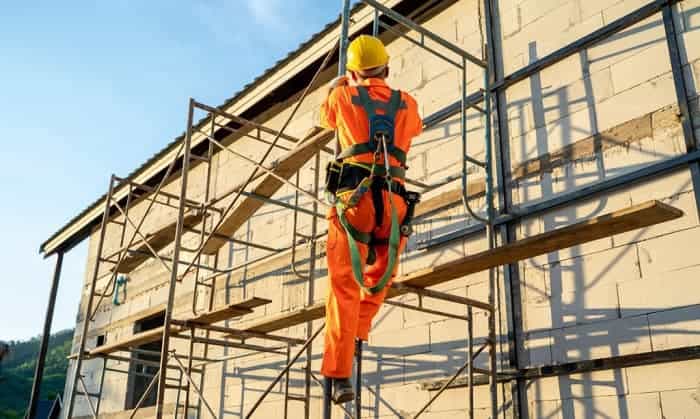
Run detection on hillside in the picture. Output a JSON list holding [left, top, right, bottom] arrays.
[[0, 329, 73, 418]]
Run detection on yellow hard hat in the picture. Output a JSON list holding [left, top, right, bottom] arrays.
[[346, 35, 389, 72]]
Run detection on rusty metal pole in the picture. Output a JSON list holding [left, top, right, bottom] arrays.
[[155, 99, 195, 418], [26, 251, 64, 419], [65, 175, 116, 419]]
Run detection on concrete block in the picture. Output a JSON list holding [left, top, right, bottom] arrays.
[[626, 359, 700, 393], [601, 137, 665, 182], [429, 317, 473, 351], [551, 315, 652, 363], [677, 0, 700, 33], [649, 305, 700, 351], [537, 51, 584, 92], [651, 103, 685, 152], [637, 227, 700, 277], [595, 73, 677, 137], [619, 265, 700, 317], [680, 20, 700, 66], [512, 172, 558, 208], [518, 0, 571, 28], [500, 5, 523, 41], [551, 245, 639, 293], [579, 0, 626, 21], [526, 368, 628, 401], [660, 389, 700, 419], [402, 351, 481, 388], [523, 330, 553, 367], [554, 281, 620, 328], [625, 162, 693, 205], [362, 351, 405, 389], [426, 382, 499, 412], [594, 9, 664, 67], [562, 393, 662, 419], [517, 2, 602, 61], [365, 382, 431, 418], [527, 400, 563, 419], [369, 302, 404, 335], [370, 324, 430, 356], [541, 67, 616, 129], [524, 301, 555, 332]]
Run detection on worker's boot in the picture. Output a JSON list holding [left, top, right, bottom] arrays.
[[331, 378, 355, 404]]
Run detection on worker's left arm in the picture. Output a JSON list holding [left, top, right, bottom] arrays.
[[319, 76, 349, 130]]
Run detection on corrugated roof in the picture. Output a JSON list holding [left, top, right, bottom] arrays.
[[39, 1, 369, 254]]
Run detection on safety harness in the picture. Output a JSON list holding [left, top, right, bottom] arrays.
[[326, 86, 421, 294]]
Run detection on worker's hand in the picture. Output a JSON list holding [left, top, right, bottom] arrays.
[[327, 76, 349, 97]]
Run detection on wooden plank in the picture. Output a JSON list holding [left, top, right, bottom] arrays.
[[396, 200, 682, 289], [202, 128, 334, 254], [243, 200, 683, 334], [88, 297, 271, 355], [114, 212, 206, 273], [189, 297, 271, 324], [246, 303, 326, 334], [90, 327, 168, 356]]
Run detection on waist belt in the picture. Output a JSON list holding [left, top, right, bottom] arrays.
[[336, 163, 405, 191]]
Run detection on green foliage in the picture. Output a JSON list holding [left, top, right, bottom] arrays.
[[0, 329, 74, 416]]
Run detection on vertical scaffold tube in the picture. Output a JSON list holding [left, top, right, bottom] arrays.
[[484, 59, 499, 419], [336, 0, 352, 158], [373, 9, 380, 36]]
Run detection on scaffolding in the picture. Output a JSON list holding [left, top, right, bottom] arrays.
[[43, 0, 691, 419]]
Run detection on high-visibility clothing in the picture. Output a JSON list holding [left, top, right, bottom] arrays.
[[319, 78, 422, 378], [320, 78, 423, 174], [346, 35, 390, 72], [321, 190, 408, 378]]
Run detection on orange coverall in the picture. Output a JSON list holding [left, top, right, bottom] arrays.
[[320, 78, 423, 378]]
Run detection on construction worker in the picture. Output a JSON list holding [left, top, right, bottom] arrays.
[[320, 34, 423, 403]]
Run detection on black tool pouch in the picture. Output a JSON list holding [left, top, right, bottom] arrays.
[[400, 191, 421, 237], [325, 160, 343, 195]]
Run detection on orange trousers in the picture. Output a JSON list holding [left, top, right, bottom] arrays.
[[321, 189, 407, 378]]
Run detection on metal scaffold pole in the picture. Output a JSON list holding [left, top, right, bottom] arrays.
[[335, 0, 352, 159], [154, 98, 195, 419]]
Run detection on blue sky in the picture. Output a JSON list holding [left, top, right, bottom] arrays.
[[0, 0, 350, 341]]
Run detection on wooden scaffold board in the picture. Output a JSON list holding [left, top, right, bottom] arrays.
[[87, 296, 271, 356]]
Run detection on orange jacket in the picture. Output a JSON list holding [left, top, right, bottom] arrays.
[[320, 78, 423, 169]]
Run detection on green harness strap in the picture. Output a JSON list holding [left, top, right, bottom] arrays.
[[336, 176, 401, 295]]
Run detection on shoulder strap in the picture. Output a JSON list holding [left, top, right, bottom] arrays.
[[341, 86, 408, 166]]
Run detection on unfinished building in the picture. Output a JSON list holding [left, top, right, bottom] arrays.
[[30, 0, 700, 418]]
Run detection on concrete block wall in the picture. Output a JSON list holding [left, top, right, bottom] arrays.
[[66, 0, 700, 417]]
